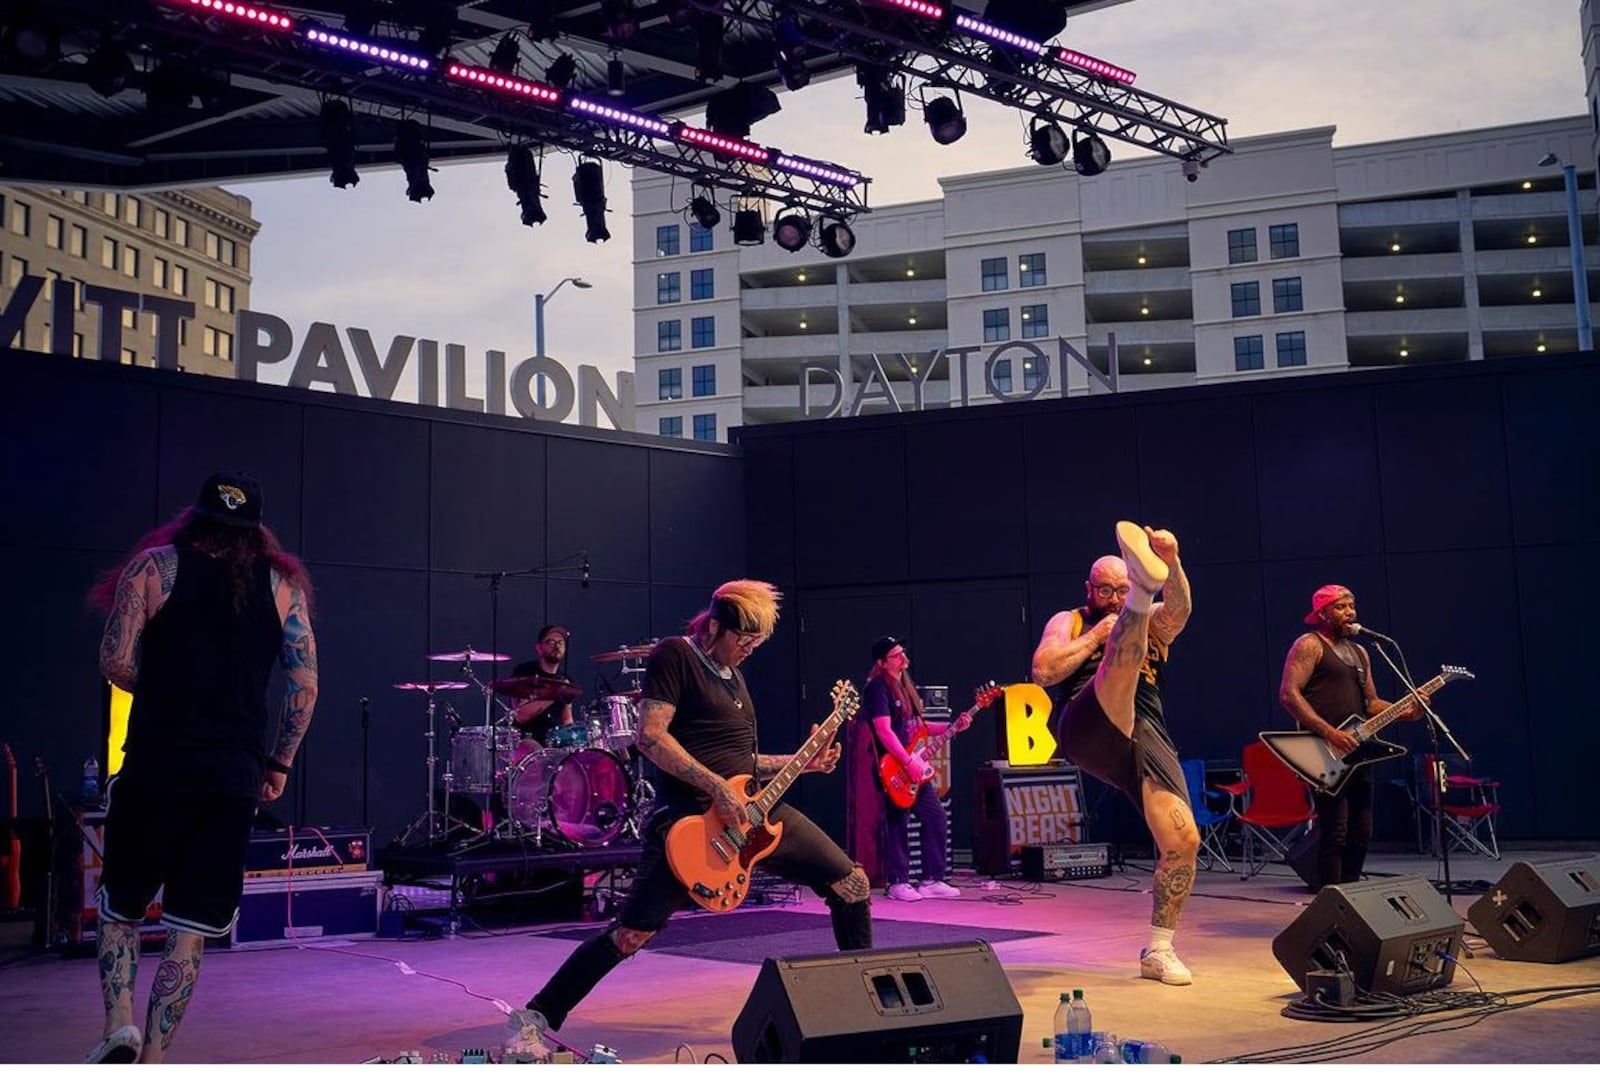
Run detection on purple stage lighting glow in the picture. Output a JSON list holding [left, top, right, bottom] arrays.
[[874, 0, 945, 17], [568, 96, 673, 135], [772, 154, 861, 188], [446, 63, 560, 102], [169, 0, 294, 30], [953, 13, 1044, 54], [306, 28, 431, 68], [679, 125, 770, 162], [1056, 48, 1135, 84]]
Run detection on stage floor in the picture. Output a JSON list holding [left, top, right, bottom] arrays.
[[4, 848, 1597, 1065]]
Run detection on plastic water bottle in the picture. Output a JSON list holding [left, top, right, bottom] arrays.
[[1068, 988, 1092, 1064], [1052, 993, 1072, 1063], [81, 756, 100, 801], [1121, 1040, 1172, 1064]]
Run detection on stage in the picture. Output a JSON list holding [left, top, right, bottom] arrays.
[[4, 848, 1597, 1065]]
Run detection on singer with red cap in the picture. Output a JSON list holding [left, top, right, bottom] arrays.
[[1278, 585, 1426, 888]]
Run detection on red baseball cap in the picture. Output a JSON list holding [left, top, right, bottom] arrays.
[[1303, 585, 1353, 625]]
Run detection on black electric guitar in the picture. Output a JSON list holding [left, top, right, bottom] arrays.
[[1259, 665, 1474, 796]]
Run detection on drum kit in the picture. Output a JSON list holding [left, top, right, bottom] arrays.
[[394, 641, 660, 851]]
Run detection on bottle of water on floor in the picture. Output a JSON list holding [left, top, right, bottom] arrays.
[[1052, 993, 1072, 1063], [1069, 989, 1091, 1064], [1121, 1039, 1171, 1064]]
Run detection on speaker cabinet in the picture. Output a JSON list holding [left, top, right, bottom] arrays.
[[731, 940, 1023, 1064], [974, 764, 1085, 876], [1467, 857, 1600, 963], [1272, 873, 1465, 995]]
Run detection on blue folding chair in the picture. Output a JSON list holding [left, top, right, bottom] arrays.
[[1181, 758, 1234, 872]]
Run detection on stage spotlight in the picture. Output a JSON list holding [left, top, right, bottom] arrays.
[[1181, 158, 1201, 183], [573, 159, 610, 243], [923, 95, 966, 145], [488, 33, 520, 75], [1028, 119, 1069, 166], [602, 0, 638, 42], [696, 14, 724, 83], [773, 209, 812, 252], [705, 83, 782, 139], [318, 99, 360, 189], [607, 53, 626, 96], [732, 207, 766, 247], [546, 52, 578, 90], [505, 145, 546, 226], [84, 43, 135, 98], [1071, 130, 1111, 176], [819, 218, 856, 259], [395, 119, 434, 202], [771, 13, 809, 91], [858, 66, 905, 135], [690, 192, 721, 230]]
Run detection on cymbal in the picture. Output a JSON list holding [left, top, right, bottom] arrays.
[[428, 648, 512, 663], [490, 675, 583, 702], [393, 680, 470, 692], [590, 642, 657, 662]]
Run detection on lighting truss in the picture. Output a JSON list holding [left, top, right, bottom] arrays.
[[683, 0, 1231, 165]]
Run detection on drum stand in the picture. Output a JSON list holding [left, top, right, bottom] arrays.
[[397, 687, 477, 847]]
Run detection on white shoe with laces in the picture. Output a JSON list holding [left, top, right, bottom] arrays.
[[918, 880, 962, 898], [886, 882, 924, 902], [86, 1025, 141, 1064], [503, 1007, 553, 1062], [1139, 946, 1193, 986]]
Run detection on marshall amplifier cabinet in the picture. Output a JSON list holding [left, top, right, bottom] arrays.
[[1021, 843, 1112, 882], [244, 826, 371, 878]]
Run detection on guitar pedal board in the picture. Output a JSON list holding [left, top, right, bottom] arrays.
[[1020, 843, 1112, 882]]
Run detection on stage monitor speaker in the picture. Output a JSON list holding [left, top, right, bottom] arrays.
[[731, 940, 1023, 1064], [1467, 857, 1600, 963], [1272, 873, 1464, 995]]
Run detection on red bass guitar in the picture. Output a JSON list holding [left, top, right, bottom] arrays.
[[1, 744, 20, 911], [877, 681, 1003, 810]]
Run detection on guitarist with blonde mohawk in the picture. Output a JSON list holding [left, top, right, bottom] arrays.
[[504, 580, 873, 1061]]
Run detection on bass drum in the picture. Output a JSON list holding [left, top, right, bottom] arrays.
[[507, 748, 633, 847]]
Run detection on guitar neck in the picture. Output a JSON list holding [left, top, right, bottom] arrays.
[[917, 708, 974, 759], [756, 710, 846, 813], [1356, 673, 1447, 739]]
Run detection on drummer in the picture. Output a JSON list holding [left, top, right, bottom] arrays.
[[508, 625, 578, 745]]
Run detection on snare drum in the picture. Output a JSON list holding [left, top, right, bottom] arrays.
[[448, 726, 518, 793], [507, 748, 633, 847], [596, 695, 639, 754]]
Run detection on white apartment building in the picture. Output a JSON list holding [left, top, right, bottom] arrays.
[[630, 112, 1597, 442]]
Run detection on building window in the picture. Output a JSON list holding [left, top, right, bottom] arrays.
[[657, 320, 682, 352], [203, 327, 233, 361], [1276, 330, 1308, 367], [71, 191, 89, 205], [992, 358, 1013, 393], [6, 257, 27, 287], [124, 197, 141, 227], [121, 309, 137, 330], [72, 333, 84, 358], [656, 224, 680, 256], [982, 308, 1010, 342], [101, 237, 118, 269], [69, 224, 87, 258], [981, 257, 1008, 292], [690, 267, 714, 300], [122, 244, 140, 279], [178, 320, 188, 347], [689, 222, 713, 252], [153, 257, 169, 290], [1269, 223, 1300, 259], [1227, 227, 1257, 264], [153, 208, 170, 239], [692, 363, 715, 397], [659, 416, 683, 437], [46, 214, 63, 248], [1234, 335, 1265, 371], [204, 278, 236, 313], [1230, 281, 1261, 317], [691, 315, 715, 348], [172, 264, 188, 296], [1023, 361, 1044, 392], [173, 218, 189, 247], [658, 367, 683, 400], [1020, 303, 1050, 338], [205, 232, 237, 266], [121, 347, 137, 365], [657, 271, 681, 304], [1273, 277, 1304, 313], [692, 414, 717, 442], [7, 200, 27, 236], [102, 192, 119, 216], [1019, 252, 1047, 288]]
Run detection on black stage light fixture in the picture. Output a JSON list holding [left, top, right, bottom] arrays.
[[772, 208, 812, 253], [1028, 118, 1069, 166], [488, 33, 520, 75], [819, 218, 856, 259], [705, 83, 782, 139], [505, 145, 546, 226], [983, 0, 1069, 42], [415, 14, 453, 58], [573, 159, 610, 243], [602, 0, 638, 43], [858, 66, 905, 135], [732, 207, 766, 247], [696, 14, 724, 83], [606, 53, 626, 96], [1072, 130, 1111, 176], [923, 95, 966, 145], [84, 42, 135, 97], [771, 13, 809, 91], [318, 99, 360, 189], [546, 52, 578, 90], [690, 192, 721, 231], [395, 119, 434, 202]]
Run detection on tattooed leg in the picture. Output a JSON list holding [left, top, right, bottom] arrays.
[[96, 920, 140, 1035], [140, 929, 205, 1064], [1091, 605, 1149, 738], [609, 925, 657, 956], [1144, 784, 1199, 931]]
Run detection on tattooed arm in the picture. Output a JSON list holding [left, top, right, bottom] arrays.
[[264, 578, 318, 801], [1279, 634, 1357, 753], [636, 698, 745, 825], [98, 546, 177, 691], [1032, 608, 1113, 688]]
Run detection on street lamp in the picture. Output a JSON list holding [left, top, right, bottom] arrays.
[[1537, 152, 1593, 352], [535, 276, 592, 406]]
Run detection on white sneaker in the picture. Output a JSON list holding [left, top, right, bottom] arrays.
[[1116, 521, 1170, 593], [886, 883, 924, 902], [1139, 946, 1193, 986], [503, 1007, 553, 1062], [918, 880, 961, 898], [86, 1025, 142, 1064]]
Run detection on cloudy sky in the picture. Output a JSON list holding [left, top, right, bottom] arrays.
[[234, 0, 1587, 408]]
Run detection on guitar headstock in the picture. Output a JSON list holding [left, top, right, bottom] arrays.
[[0, 743, 12, 770], [1440, 665, 1475, 684], [830, 679, 860, 722], [971, 681, 1004, 710]]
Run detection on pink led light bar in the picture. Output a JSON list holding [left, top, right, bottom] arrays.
[[772, 154, 861, 188], [568, 96, 674, 136], [953, 13, 1044, 54], [446, 63, 560, 102], [1056, 48, 1135, 84], [170, 0, 294, 30], [306, 28, 432, 69], [876, 0, 945, 17], [678, 126, 770, 163]]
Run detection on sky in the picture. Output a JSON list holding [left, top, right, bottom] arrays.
[[232, 0, 1588, 411]]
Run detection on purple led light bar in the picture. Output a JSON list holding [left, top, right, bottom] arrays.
[[568, 96, 674, 136], [1057, 48, 1135, 84], [446, 63, 561, 102], [679, 126, 770, 163], [772, 154, 861, 188], [305, 27, 431, 69], [168, 0, 294, 30], [953, 13, 1045, 54]]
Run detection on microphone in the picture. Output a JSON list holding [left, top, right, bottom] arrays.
[[581, 553, 590, 589], [1350, 623, 1397, 644]]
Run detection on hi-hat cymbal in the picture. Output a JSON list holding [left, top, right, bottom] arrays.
[[427, 648, 512, 663], [393, 680, 470, 692], [590, 642, 657, 663], [490, 675, 583, 703]]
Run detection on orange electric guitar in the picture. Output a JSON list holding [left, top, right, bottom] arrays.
[[666, 679, 859, 913], [877, 681, 1003, 809], [1, 744, 20, 911]]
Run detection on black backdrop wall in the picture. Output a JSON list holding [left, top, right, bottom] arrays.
[[0, 351, 743, 846], [737, 354, 1600, 851]]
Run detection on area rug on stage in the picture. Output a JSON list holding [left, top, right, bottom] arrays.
[[536, 909, 1052, 966]]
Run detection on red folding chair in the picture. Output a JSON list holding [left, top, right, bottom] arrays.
[[1416, 754, 1501, 860], [1216, 742, 1315, 878]]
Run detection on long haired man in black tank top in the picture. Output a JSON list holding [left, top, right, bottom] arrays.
[[85, 473, 318, 1063], [1279, 585, 1424, 888]]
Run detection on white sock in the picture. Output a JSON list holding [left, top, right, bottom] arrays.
[[1147, 926, 1175, 953]]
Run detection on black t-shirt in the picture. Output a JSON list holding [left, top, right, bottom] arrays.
[[509, 659, 576, 743], [863, 675, 920, 753], [641, 636, 757, 806]]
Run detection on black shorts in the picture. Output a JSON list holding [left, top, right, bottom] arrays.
[[1058, 687, 1188, 811], [97, 774, 259, 938]]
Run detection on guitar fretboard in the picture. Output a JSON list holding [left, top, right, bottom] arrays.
[[1355, 673, 1448, 740]]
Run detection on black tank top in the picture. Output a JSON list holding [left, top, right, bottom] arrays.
[[1052, 606, 1169, 729], [122, 545, 281, 796], [1298, 635, 1367, 728]]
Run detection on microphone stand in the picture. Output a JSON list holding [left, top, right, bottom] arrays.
[[360, 697, 370, 831]]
